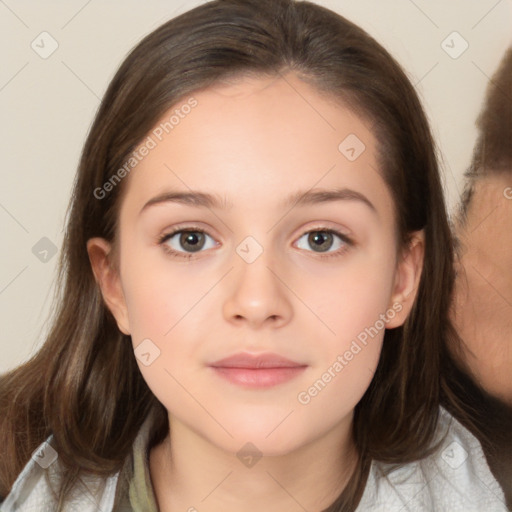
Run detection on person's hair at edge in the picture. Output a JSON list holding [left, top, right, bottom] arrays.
[[447, 45, 512, 508], [0, 0, 483, 510], [456, 45, 512, 225]]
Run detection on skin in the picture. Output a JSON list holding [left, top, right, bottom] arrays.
[[87, 72, 424, 512], [451, 173, 512, 404]]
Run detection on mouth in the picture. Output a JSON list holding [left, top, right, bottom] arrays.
[[209, 352, 307, 388]]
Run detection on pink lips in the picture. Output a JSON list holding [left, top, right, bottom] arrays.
[[209, 352, 307, 388]]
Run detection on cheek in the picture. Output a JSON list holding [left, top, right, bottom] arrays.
[[305, 247, 396, 346], [121, 257, 207, 412], [307, 251, 395, 369], [117, 247, 202, 399], [293, 265, 394, 427], [118, 230, 397, 437], [120, 242, 204, 341]]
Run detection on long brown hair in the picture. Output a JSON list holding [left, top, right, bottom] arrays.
[[0, 1, 471, 509]]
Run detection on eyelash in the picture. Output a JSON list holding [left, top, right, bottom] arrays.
[[157, 224, 354, 261]]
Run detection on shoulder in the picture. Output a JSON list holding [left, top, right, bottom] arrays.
[[1, 410, 161, 512], [356, 407, 509, 512], [0, 436, 119, 512]]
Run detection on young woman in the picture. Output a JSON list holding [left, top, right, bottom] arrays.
[[0, 1, 508, 510]]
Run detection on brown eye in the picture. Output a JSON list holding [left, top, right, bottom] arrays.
[[178, 231, 206, 252], [159, 227, 217, 259], [296, 229, 352, 255], [307, 231, 334, 252]]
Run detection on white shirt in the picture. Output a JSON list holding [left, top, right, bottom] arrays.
[[1, 407, 508, 511]]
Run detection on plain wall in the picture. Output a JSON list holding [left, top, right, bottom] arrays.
[[1, 0, 511, 373]]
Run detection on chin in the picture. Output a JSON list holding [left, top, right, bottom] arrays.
[[224, 433, 303, 458], [219, 415, 308, 456]]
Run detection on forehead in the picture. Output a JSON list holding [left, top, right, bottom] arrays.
[[119, 72, 393, 220]]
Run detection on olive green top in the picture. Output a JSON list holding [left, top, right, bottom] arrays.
[[112, 412, 160, 512]]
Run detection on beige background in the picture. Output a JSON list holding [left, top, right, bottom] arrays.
[[1, 0, 511, 373]]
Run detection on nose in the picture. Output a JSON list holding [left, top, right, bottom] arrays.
[[222, 249, 293, 329]]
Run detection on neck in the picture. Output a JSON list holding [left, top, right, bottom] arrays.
[[150, 413, 358, 512]]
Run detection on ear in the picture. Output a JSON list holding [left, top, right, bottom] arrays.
[[86, 237, 131, 335], [385, 230, 425, 329]]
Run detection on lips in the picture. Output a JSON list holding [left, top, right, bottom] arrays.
[[210, 352, 305, 369], [209, 352, 307, 388]]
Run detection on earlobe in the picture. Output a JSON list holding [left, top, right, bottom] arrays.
[[86, 237, 131, 335], [385, 231, 425, 329]]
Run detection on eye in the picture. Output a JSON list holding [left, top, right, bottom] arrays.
[[295, 228, 353, 258], [158, 226, 217, 259], [158, 225, 353, 261]]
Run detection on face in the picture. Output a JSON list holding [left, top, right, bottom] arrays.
[[452, 173, 512, 403], [88, 72, 422, 456]]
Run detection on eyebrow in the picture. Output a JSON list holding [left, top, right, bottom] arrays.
[[139, 187, 377, 215]]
